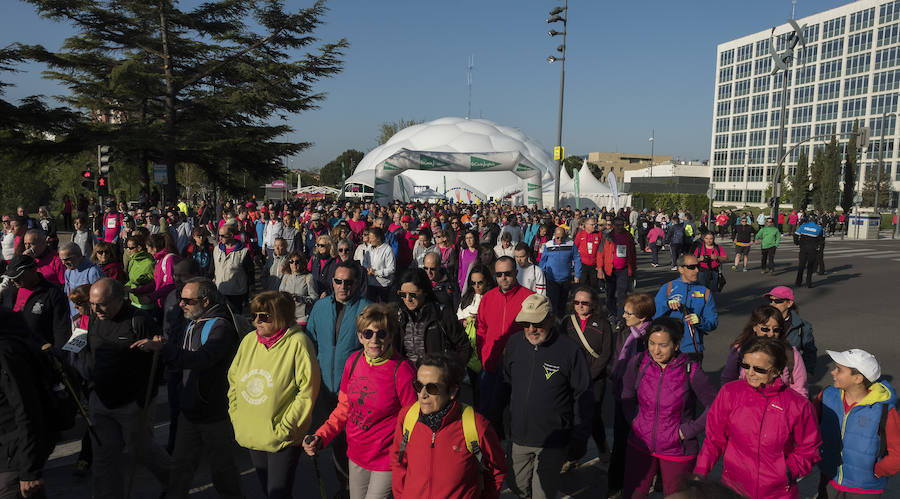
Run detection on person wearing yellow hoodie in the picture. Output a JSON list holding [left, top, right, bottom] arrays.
[[228, 291, 320, 499]]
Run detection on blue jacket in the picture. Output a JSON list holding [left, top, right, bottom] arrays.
[[820, 381, 898, 492], [64, 260, 104, 317], [652, 278, 718, 353], [524, 223, 539, 246], [304, 293, 372, 394], [784, 310, 816, 375], [796, 221, 824, 238], [538, 239, 582, 283]]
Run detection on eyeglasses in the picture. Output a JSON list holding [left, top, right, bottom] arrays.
[[573, 300, 591, 306], [60, 256, 74, 262], [471, 280, 485, 286], [333, 277, 354, 286], [739, 362, 772, 375], [412, 380, 445, 396], [518, 321, 546, 330], [423, 266, 439, 271], [495, 270, 514, 278], [398, 292, 418, 300], [680, 264, 699, 270], [337, 248, 351, 253], [758, 326, 783, 334], [218, 234, 230, 238], [96, 250, 109, 255], [252, 312, 271, 323], [316, 243, 328, 248], [623, 310, 635, 317], [126, 245, 138, 250], [179, 297, 200, 305], [289, 260, 302, 265], [361, 329, 388, 340], [769, 297, 788, 304]]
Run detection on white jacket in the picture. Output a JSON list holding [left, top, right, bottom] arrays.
[[363, 242, 395, 288], [516, 263, 547, 296]]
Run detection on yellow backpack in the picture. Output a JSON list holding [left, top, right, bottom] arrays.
[[398, 401, 485, 477]]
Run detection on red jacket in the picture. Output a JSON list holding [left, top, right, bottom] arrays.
[[390, 401, 507, 499], [695, 378, 821, 499], [573, 230, 601, 266], [475, 284, 534, 373], [596, 231, 637, 277]]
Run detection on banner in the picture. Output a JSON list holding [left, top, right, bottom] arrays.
[[607, 172, 619, 212]]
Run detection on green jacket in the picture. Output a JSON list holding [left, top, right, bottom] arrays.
[[755, 226, 781, 249], [125, 250, 155, 309]]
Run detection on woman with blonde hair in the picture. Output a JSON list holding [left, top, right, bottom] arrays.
[[310, 234, 337, 298], [228, 291, 321, 498]]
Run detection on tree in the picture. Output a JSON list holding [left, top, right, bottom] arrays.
[[22, 0, 348, 200], [861, 163, 894, 208], [841, 120, 859, 213], [377, 118, 423, 146], [811, 134, 842, 211], [320, 149, 364, 187], [788, 149, 810, 210]]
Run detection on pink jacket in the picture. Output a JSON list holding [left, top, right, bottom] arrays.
[[133, 250, 179, 309], [720, 346, 807, 397], [695, 378, 821, 499], [315, 351, 416, 471]]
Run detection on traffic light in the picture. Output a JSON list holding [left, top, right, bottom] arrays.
[[98, 145, 111, 175], [97, 176, 109, 196], [859, 127, 871, 149], [81, 169, 94, 190]]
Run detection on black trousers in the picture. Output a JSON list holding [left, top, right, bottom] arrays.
[[605, 268, 629, 320], [760, 247, 776, 271], [546, 279, 571, 318], [248, 446, 302, 499], [797, 249, 817, 285], [607, 399, 629, 492], [580, 264, 600, 292]]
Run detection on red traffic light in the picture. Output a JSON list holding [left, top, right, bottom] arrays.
[[82, 170, 93, 179], [98, 177, 107, 187]]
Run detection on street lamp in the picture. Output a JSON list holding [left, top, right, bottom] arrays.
[[648, 130, 655, 178], [547, 1, 567, 209]]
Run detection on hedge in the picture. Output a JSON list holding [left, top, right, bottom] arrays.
[[630, 193, 710, 216]]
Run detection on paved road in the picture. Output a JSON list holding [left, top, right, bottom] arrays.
[[41, 235, 900, 498]]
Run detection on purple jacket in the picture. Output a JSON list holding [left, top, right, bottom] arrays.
[[621, 352, 718, 457]]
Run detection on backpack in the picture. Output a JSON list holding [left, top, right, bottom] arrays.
[[398, 401, 485, 488]]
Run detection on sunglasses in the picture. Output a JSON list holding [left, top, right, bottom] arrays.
[[471, 280, 485, 286], [398, 292, 419, 300], [769, 297, 788, 304], [252, 312, 271, 323], [337, 248, 351, 253], [423, 266, 439, 271], [179, 297, 200, 305], [518, 321, 546, 329], [96, 250, 109, 255], [60, 256, 74, 262], [316, 243, 328, 248], [333, 277, 354, 286], [412, 380, 445, 396], [758, 326, 783, 333], [495, 270, 514, 278], [361, 329, 388, 340], [680, 264, 700, 270], [126, 245, 138, 250], [290, 260, 303, 265], [573, 300, 591, 306], [740, 362, 772, 375]]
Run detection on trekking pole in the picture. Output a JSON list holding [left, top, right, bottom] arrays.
[[40, 344, 101, 445], [679, 303, 701, 356], [125, 348, 160, 499], [303, 435, 328, 499]]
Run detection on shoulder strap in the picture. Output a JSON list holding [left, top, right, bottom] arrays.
[[398, 401, 421, 460], [633, 351, 649, 386], [569, 315, 600, 359], [666, 281, 673, 299], [346, 350, 364, 381], [461, 403, 486, 492], [200, 318, 219, 345]]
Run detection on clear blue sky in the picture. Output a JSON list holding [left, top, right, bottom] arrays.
[[2, 0, 849, 171]]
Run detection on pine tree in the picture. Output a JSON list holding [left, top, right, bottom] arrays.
[[861, 163, 894, 208], [819, 133, 843, 211], [789, 149, 810, 210], [841, 120, 859, 213]]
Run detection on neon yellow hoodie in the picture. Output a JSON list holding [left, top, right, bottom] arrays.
[[227, 326, 321, 452]]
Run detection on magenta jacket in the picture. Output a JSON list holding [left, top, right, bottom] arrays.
[[621, 353, 717, 458], [133, 249, 179, 309], [694, 378, 821, 499]]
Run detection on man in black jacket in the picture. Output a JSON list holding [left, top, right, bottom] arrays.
[[133, 277, 242, 499], [87, 278, 170, 499], [0, 310, 51, 499], [499, 294, 593, 499], [2, 255, 70, 349]]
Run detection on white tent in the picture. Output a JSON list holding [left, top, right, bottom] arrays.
[[558, 159, 630, 209]]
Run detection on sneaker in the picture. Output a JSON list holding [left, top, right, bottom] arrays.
[[742, 268, 748, 272], [731, 265, 737, 271], [650, 263, 659, 267]]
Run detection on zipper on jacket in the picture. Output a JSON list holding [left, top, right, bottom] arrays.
[[523, 343, 537, 437], [837, 404, 853, 484], [650, 363, 664, 453], [754, 388, 770, 498]]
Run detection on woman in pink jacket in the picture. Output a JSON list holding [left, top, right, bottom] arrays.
[[720, 305, 807, 397], [694, 336, 821, 499], [132, 232, 179, 311], [303, 303, 417, 499]]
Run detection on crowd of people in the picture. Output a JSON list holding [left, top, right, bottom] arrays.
[[0, 194, 897, 499]]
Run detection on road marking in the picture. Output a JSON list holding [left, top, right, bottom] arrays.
[[829, 251, 898, 258], [865, 252, 900, 259]]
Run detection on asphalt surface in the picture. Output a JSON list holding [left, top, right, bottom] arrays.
[[40, 232, 900, 498]]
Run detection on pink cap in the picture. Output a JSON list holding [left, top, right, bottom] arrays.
[[764, 285, 794, 301]]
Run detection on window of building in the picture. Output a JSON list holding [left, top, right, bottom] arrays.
[[871, 93, 899, 115], [820, 60, 842, 80], [795, 65, 816, 85], [882, 0, 900, 24], [756, 39, 770, 58], [751, 112, 768, 129], [815, 122, 837, 137], [734, 97, 749, 114], [720, 49, 734, 67], [844, 75, 869, 97], [714, 153, 728, 167], [716, 117, 730, 133], [822, 38, 844, 59], [789, 145, 809, 162], [712, 167, 726, 181], [773, 71, 792, 89], [717, 101, 731, 116], [841, 120, 858, 135], [797, 45, 818, 65], [715, 189, 726, 202], [816, 102, 840, 121], [867, 140, 895, 157], [718, 84, 732, 100], [843, 97, 868, 117], [752, 94, 769, 111], [875, 47, 900, 70], [719, 66, 733, 83], [878, 23, 900, 47], [737, 43, 753, 62], [823, 17, 846, 39], [848, 30, 873, 53], [874, 69, 900, 92], [870, 115, 897, 136], [726, 190, 744, 202], [748, 151, 765, 166], [770, 109, 783, 127], [746, 190, 763, 203], [754, 75, 771, 93], [735, 79, 751, 97], [736, 62, 752, 80], [749, 130, 767, 146], [792, 105, 813, 123], [791, 126, 811, 143], [733, 115, 748, 131], [731, 133, 747, 148], [728, 166, 745, 181], [755, 58, 772, 75], [793, 85, 815, 104], [846, 53, 871, 75], [769, 130, 782, 146], [803, 24, 820, 44], [772, 90, 791, 108], [715, 134, 729, 149], [768, 148, 780, 164], [818, 80, 841, 100], [849, 7, 875, 32]]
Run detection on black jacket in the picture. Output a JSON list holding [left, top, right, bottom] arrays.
[[499, 329, 593, 448], [88, 304, 158, 409], [396, 301, 470, 366], [161, 304, 237, 423], [562, 314, 614, 400], [0, 312, 52, 480], [432, 275, 460, 311], [16, 277, 71, 350]]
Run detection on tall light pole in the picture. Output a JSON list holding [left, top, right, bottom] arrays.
[[548, 1, 567, 210], [649, 130, 655, 178]]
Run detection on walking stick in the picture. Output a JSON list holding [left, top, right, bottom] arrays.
[[678, 303, 701, 357], [303, 435, 328, 499], [125, 348, 160, 499], [40, 344, 101, 445]]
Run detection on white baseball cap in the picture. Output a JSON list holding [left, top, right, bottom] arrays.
[[827, 349, 881, 383]]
